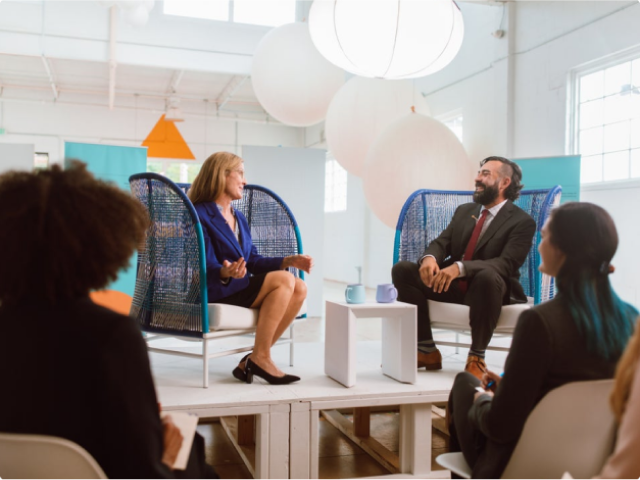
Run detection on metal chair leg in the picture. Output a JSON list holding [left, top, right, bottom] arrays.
[[289, 324, 295, 367], [203, 339, 209, 388]]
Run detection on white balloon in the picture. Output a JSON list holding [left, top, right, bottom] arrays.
[[97, 1, 117, 7], [251, 22, 345, 127], [309, 0, 462, 79], [123, 4, 149, 27], [363, 112, 473, 228], [325, 77, 430, 177], [117, 1, 141, 11]]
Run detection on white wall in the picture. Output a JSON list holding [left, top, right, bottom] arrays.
[[242, 145, 325, 317], [0, 95, 304, 166]]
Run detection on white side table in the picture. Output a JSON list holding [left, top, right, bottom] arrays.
[[324, 301, 417, 388]]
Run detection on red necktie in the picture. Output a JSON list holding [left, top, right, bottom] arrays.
[[458, 209, 489, 294]]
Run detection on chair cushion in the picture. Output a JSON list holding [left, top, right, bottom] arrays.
[[428, 300, 530, 334], [208, 300, 307, 331]]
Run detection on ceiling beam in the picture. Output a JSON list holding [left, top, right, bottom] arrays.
[[40, 55, 58, 101], [108, 6, 117, 110], [216, 75, 249, 112]]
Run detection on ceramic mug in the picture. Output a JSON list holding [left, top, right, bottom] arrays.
[[345, 284, 366, 304], [376, 284, 398, 303]]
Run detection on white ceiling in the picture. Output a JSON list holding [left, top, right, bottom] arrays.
[[0, 52, 266, 117]]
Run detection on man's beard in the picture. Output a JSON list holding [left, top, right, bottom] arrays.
[[473, 182, 499, 205]]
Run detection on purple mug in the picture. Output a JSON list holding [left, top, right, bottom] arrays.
[[376, 284, 398, 303]]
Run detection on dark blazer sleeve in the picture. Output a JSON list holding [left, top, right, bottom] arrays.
[[100, 319, 173, 479], [461, 213, 536, 280], [468, 309, 553, 444], [423, 204, 465, 264]]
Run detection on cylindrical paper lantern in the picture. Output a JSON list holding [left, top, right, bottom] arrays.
[[251, 22, 345, 127], [325, 77, 430, 177], [309, 0, 463, 79], [123, 4, 149, 27], [363, 112, 473, 228]]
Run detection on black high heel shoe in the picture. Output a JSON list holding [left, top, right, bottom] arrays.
[[232, 353, 252, 382], [245, 358, 300, 385]]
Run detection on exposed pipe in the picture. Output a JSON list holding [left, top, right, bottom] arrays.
[[108, 5, 117, 110], [40, 56, 58, 100]]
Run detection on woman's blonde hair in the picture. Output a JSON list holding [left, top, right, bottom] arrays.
[[610, 317, 640, 423], [188, 151, 243, 204]]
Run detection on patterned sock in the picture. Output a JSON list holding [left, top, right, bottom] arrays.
[[469, 349, 485, 359], [418, 340, 438, 354]]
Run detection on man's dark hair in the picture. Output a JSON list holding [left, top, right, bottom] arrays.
[[0, 162, 149, 305], [480, 155, 524, 201]]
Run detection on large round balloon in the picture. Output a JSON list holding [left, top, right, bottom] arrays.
[[325, 77, 430, 177], [251, 22, 345, 127], [363, 112, 473, 228]]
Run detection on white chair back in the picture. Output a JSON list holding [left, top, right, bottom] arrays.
[[0, 433, 107, 479], [502, 379, 616, 479], [436, 379, 616, 479]]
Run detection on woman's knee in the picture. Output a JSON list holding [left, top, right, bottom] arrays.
[[267, 270, 295, 291], [293, 278, 307, 300]]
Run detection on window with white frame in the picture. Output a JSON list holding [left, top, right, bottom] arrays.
[[438, 110, 464, 143], [324, 153, 347, 213], [147, 160, 202, 184], [575, 55, 640, 183], [163, 0, 296, 27]]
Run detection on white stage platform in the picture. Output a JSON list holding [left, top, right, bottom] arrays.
[[150, 339, 508, 479]]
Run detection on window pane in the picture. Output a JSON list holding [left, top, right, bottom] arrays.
[[604, 62, 630, 97], [603, 150, 629, 181], [444, 115, 463, 143], [187, 163, 202, 183], [604, 94, 631, 124], [579, 126, 603, 156], [631, 118, 640, 149], [579, 99, 603, 130], [234, 0, 296, 27], [147, 161, 163, 174], [633, 58, 640, 87], [325, 157, 347, 212], [630, 149, 640, 178], [164, 0, 229, 21], [580, 70, 604, 103], [34, 152, 49, 170], [581, 155, 603, 183], [604, 121, 630, 153], [166, 163, 182, 183]]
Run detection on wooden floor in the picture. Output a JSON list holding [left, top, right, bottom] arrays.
[[155, 281, 510, 479]]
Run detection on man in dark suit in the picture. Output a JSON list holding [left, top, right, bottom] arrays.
[[392, 156, 536, 380]]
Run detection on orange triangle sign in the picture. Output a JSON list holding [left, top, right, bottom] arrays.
[[142, 115, 195, 160]]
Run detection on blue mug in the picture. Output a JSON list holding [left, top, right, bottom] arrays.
[[376, 284, 398, 303], [345, 284, 366, 304]]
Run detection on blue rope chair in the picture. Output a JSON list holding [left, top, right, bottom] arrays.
[[130, 173, 306, 387], [393, 186, 562, 351]]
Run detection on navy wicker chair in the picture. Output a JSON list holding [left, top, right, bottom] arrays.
[[129, 173, 306, 387], [393, 186, 562, 351]]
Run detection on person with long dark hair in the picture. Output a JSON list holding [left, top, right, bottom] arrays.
[[447, 202, 637, 478], [0, 163, 217, 479]]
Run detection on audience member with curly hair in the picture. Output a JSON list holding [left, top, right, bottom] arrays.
[[0, 163, 217, 479]]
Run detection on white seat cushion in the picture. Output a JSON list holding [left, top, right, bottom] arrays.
[[428, 300, 530, 335], [208, 300, 307, 331]]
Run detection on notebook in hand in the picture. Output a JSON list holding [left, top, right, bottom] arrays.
[[160, 411, 199, 470]]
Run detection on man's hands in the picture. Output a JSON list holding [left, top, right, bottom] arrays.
[[419, 257, 460, 293], [221, 258, 246, 280], [473, 370, 501, 402], [161, 416, 183, 469], [282, 254, 314, 274]]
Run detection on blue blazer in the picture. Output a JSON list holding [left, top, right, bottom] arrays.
[[194, 201, 284, 303]]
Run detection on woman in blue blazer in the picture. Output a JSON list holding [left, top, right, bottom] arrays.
[[189, 152, 313, 385]]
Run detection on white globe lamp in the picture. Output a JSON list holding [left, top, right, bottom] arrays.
[[309, 0, 464, 79], [252, 22, 345, 127], [363, 111, 473, 228], [325, 77, 430, 177]]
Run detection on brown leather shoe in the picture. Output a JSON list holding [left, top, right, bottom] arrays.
[[417, 349, 442, 370], [465, 355, 487, 381]]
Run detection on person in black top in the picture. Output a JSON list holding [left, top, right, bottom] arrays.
[[0, 163, 217, 479], [447, 202, 638, 478]]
